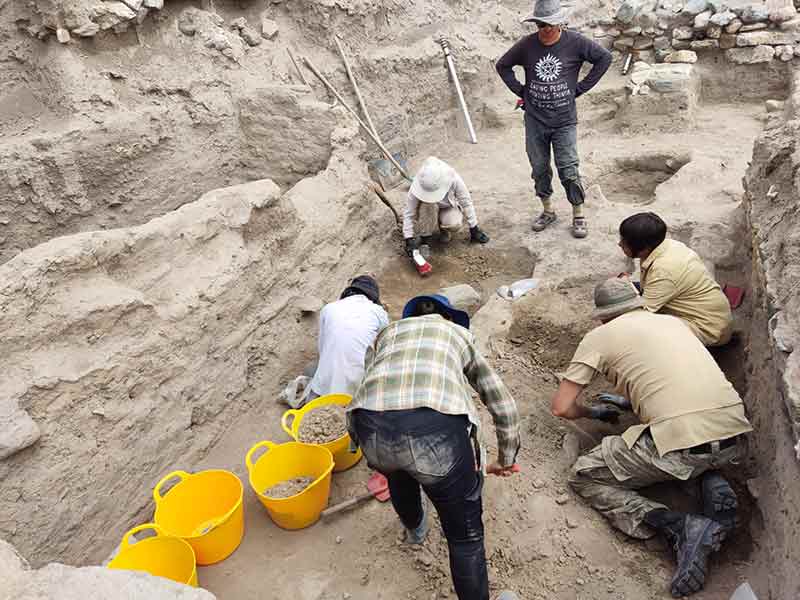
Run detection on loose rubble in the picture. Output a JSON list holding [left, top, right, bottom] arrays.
[[298, 405, 348, 444], [263, 476, 316, 498]]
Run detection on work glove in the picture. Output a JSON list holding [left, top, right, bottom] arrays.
[[404, 237, 418, 258], [593, 393, 632, 411], [587, 405, 621, 424], [470, 226, 490, 244]]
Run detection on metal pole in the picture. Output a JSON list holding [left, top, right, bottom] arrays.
[[437, 37, 478, 144], [287, 48, 310, 87], [303, 57, 412, 181]]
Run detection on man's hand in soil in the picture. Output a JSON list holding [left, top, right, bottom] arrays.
[[470, 226, 490, 244], [593, 392, 632, 411], [587, 405, 621, 424], [486, 462, 521, 477], [404, 237, 418, 258]]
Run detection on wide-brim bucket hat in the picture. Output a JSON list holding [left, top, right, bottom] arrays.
[[522, 0, 567, 25], [410, 157, 455, 204], [402, 294, 470, 330], [591, 278, 645, 320]]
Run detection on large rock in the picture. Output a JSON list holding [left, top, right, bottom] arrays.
[[719, 33, 738, 47], [710, 10, 737, 25], [645, 63, 696, 92], [726, 44, 776, 62], [665, 49, 699, 62], [770, 6, 797, 23], [725, 17, 744, 32], [736, 30, 796, 46], [694, 10, 713, 28], [691, 38, 721, 49], [616, 0, 651, 24], [438, 284, 482, 314], [673, 25, 695, 39], [683, 0, 710, 15], [739, 3, 770, 23], [2, 538, 215, 600]]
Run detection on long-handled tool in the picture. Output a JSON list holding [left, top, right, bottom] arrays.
[[332, 35, 409, 191], [321, 472, 390, 520], [437, 37, 478, 144], [303, 56, 412, 182]]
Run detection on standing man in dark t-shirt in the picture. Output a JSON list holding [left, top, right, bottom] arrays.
[[496, 0, 612, 239]]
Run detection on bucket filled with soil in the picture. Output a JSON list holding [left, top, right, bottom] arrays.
[[281, 394, 362, 471], [245, 440, 334, 530]]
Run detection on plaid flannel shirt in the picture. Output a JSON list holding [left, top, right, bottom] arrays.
[[347, 315, 521, 467]]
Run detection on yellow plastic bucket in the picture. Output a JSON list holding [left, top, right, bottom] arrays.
[[152, 469, 244, 565], [245, 440, 334, 530], [107, 524, 198, 587], [281, 394, 362, 471]]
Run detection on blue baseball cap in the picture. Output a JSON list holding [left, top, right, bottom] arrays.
[[402, 294, 470, 329]]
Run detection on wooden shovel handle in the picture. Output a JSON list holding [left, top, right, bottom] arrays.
[[321, 491, 374, 519]]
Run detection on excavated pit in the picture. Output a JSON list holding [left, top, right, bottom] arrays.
[[595, 153, 692, 206]]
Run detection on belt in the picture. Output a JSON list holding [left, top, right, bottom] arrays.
[[688, 436, 739, 455]]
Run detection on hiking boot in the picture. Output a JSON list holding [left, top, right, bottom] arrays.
[[572, 217, 588, 239], [439, 229, 452, 244], [403, 500, 429, 545], [668, 514, 725, 598], [531, 211, 557, 232], [701, 471, 739, 537]]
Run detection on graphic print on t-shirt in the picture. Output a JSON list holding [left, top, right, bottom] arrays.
[[529, 52, 571, 111]]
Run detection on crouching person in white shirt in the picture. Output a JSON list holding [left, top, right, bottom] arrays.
[[305, 275, 389, 402]]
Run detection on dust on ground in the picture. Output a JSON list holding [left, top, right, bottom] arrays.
[[298, 405, 348, 444], [264, 477, 316, 499]]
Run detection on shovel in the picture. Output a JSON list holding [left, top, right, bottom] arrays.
[[320, 472, 390, 520]]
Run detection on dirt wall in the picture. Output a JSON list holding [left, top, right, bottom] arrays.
[[0, 123, 397, 567], [741, 67, 800, 600]]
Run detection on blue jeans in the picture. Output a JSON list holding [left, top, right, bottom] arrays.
[[351, 408, 488, 600], [524, 113, 585, 206]]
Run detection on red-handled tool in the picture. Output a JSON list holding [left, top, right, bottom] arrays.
[[321, 472, 391, 520], [412, 249, 432, 277]]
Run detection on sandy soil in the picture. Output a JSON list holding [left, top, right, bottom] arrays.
[[192, 71, 765, 599], [264, 477, 316, 499], [298, 406, 348, 445]]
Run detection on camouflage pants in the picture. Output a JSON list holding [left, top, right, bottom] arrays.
[[569, 432, 741, 539]]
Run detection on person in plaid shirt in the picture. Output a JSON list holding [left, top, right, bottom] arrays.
[[347, 294, 521, 600]]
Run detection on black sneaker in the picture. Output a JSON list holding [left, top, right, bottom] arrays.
[[701, 471, 738, 537], [439, 229, 452, 244], [669, 515, 725, 598]]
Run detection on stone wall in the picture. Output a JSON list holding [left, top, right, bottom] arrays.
[[740, 67, 800, 600], [586, 0, 800, 65]]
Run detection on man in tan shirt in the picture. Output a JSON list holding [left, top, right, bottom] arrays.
[[618, 212, 733, 346], [551, 278, 752, 598]]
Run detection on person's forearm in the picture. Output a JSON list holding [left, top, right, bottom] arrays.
[[402, 196, 417, 239], [554, 401, 592, 420], [496, 62, 524, 98], [576, 51, 612, 96]]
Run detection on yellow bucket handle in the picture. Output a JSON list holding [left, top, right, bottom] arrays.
[[281, 409, 300, 439], [245, 441, 276, 472], [121, 523, 164, 548], [153, 470, 190, 504]]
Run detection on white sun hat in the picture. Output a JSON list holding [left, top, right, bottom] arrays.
[[410, 156, 455, 204]]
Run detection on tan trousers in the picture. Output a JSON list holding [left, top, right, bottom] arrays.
[[418, 202, 463, 237], [569, 432, 741, 539]]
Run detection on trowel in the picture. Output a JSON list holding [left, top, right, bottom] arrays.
[[320, 472, 391, 520]]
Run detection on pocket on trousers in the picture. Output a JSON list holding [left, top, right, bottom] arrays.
[[409, 431, 459, 478]]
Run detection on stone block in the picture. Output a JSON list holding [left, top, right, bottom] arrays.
[[673, 25, 695, 39], [665, 49, 699, 62], [778, 44, 795, 60], [765, 99, 785, 112], [694, 10, 713, 28], [779, 16, 800, 30], [617, 0, 651, 24], [739, 4, 770, 23], [634, 35, 655, 49], [614, 36, 637, 50], [707, 24, 723, 37], [646, 63, 696, 92], [726, 44, 776, 62], [143, 0, 164, 8], [708, 0, 729, 13], [654, 35, 672, 50], [719, 33, 737, 48], [683, 0, 710, 15], [740, 22, 768, 31], [439, 284, 482, 313], [736, 30, 796, 46], [624, 25, 643, 35], [261, 16, 279, 39], [710, 10, 737, 25], [691, 38, 720, 49], [56, 27, 71, 43], [725, 17, 743, 32], [239, 26, 262, 46]]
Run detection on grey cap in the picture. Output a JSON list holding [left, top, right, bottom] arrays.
[[522, 0, 567, 25], [591, 278, 645, 320]]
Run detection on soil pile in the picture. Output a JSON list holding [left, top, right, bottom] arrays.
[[298, 405, 347, 444], [263, 476, 316, 499]]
